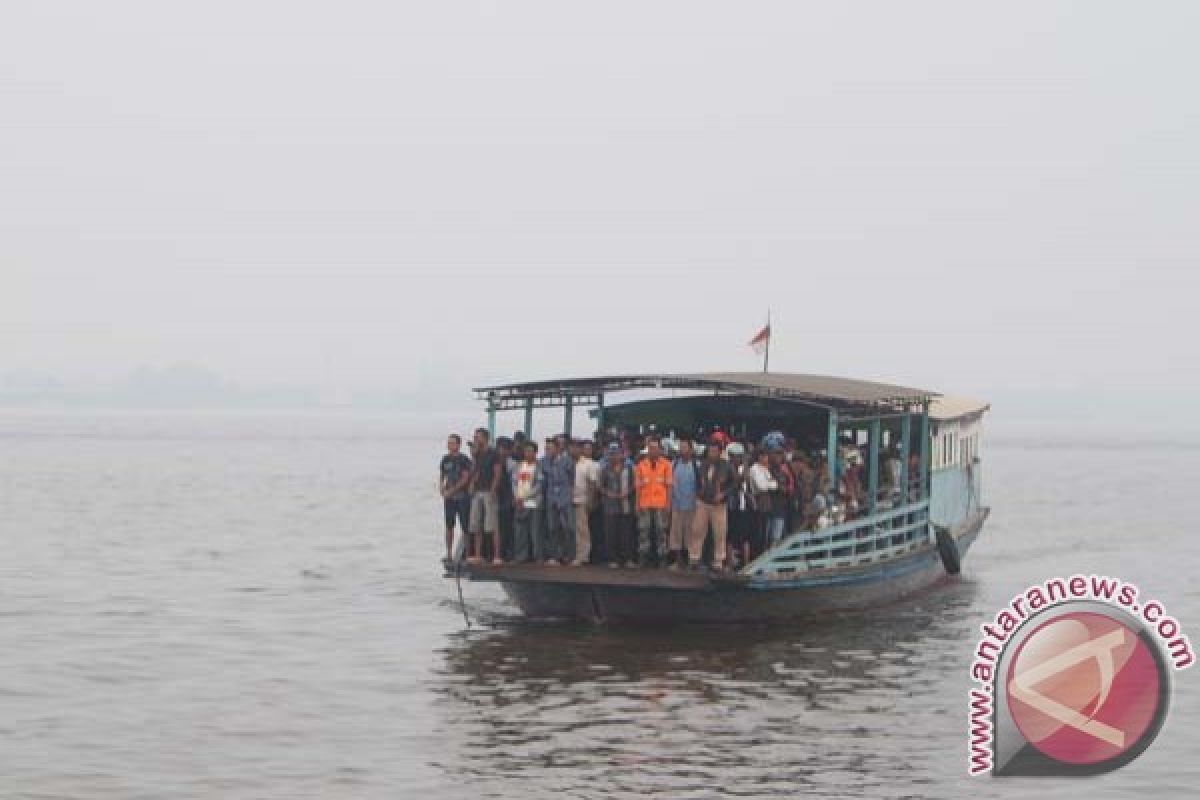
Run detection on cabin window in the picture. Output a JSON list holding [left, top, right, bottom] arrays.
[[931, 426, 980, 469]]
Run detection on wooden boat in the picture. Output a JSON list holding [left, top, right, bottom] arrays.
[[448, 372, 989, 624]]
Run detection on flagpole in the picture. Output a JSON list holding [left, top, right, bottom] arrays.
[[763, 309, 770, 373]]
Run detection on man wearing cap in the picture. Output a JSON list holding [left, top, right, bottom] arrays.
[[634, 436, 673, 567], [726, 443, 753, 567], [599, 442, 634, 567]]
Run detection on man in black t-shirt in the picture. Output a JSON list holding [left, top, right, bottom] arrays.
[[468, 428, 504, 564], [439, 433, 472, 562], [494, 436, 516, 561]]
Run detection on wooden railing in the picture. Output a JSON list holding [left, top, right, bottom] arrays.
[[742, 499, 932, 578]]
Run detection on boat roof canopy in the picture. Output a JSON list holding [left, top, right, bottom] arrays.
[[474, 372, 939, 414], [929, 395, 991, 422]]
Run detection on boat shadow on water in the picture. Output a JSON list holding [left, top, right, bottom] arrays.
[[437, 575, 980, 689], [428, 578, 983, 793]]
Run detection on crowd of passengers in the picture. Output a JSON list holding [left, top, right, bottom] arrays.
[[439, 426, 922, 572]]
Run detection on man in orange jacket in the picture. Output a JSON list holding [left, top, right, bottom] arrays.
[[634, 436, 673, 567]]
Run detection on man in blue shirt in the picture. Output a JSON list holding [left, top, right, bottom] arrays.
[[668, 437, 699, 569], [541, 436, 575, 566]]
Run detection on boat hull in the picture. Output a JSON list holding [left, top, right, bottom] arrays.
[[482, 509, 987, 624]]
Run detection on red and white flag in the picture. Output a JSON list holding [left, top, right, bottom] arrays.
[[748, 324, 771, 355]]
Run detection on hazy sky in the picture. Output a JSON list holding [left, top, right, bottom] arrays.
[[3, 2, 1198, 421]]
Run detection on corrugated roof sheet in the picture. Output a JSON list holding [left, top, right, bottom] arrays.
[[475, 372, 939, 408]]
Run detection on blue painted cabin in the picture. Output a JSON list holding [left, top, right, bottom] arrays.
[[928, 396, 989, 530]]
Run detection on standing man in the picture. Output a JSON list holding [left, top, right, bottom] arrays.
[[692, 438, 733, 570], [569, 440, 601, 566], [748, 448, 777, 558], [883, 445, 902, 499], [599, 442, 634, 568], [790, 453, 814, 530], [511, 441, 544, 563], [908, 450, 921, 501], [668, 438, 699, 569], [542, 436, 575, 566], [585, 440, 605, 563], [766, 447, 794, 547], [727, 445, 754, 567], [840, 451, 864, 518], [495, 437, 516, 560], [634, 436, 673, 568], [439, 433, 472, 563], [467, 428, 503, 565]]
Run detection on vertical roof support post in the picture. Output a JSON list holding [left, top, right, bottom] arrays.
[[595, 392, 605, 435], [486, 392, 497, 440], [868, 416, 880, 516], [523, 396, 533, 440], [826, 408, 839, 491], [899, 411, 911, 503], [563, 392, 574, 437], [918, 401, 930, 501]]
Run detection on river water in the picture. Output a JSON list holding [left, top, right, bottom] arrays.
[[2, 411, 1196, 798]]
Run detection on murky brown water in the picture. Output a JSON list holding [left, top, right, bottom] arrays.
[[2, 412, 1196, 798]]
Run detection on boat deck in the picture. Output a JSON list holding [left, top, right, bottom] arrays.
[[447, 561, 749, 590], [444, 508, 989, 594]]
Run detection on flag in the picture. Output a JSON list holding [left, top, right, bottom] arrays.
[[748, 324, 770, 355]]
